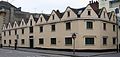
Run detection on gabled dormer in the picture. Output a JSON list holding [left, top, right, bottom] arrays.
[[20, 19, 26, 27], [2, 24, 6, 30], [99, 7, 109, 21], [61, 6, 77, 21], [27, 15, 36, 26], [7, 22, 12, 29], [80, 4, 98, 19], [110, 12, 116, 23], [47, 10, 61, 23], [13, 21, 19, 28], [36, 14, 47, 24]]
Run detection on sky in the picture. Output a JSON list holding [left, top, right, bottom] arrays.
[[2, 0, 97, 14]]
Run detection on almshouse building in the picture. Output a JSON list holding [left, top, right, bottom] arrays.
[[2, 1, 119, 51]]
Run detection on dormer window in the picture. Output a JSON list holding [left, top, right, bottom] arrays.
[[113, 15, 115, 21], [15, 23, 16, 27], [52, 14, 55, 20], [30, 20, 32, 26], [104, 11, 106, 18], [40, 17, 42, 22], [87, 9, 91, 16], [67, 11, 70, 17], [22, 21, 24, 25]]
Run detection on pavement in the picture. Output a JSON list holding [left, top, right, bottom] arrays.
[[1, 47, 118, 57]]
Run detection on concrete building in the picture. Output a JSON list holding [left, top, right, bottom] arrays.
[[1, 1, 118, 51]]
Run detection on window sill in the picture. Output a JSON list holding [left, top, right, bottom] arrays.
[[40, 32, 43, 33], [86, 28, 93, 30], [39, 44, 44, 45], [21, 44, 25, 45], [66, 29, 71, 31], [103, 44, 107, 46], [85, 44, 94, 46], [65, 44, 72, 46], [51, 31, 55, 32], [51, 44, 56, 46]]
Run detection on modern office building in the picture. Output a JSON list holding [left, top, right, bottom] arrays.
[[1, 1, 118, 51]]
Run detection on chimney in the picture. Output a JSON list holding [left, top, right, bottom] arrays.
[[92, 0, 93, 3], [89, 1, 91, 4]]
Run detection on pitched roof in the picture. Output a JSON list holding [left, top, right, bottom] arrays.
[[42, 14, 50, 21], [54, 10, 63, 18], [70, 7, 86, 15], [89, 1, 99, 15], [0, 1, 17, 10]]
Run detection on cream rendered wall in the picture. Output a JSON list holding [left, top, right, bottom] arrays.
[[80, 5, 98, 19], [61, 7, 77, 21], [47, 11, 60, 23], [99, 21, 116, 49]]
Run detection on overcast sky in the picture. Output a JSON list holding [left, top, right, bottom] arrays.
[[2, 0, 97, 13]]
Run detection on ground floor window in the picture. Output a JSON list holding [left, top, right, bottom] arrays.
[[113, 37, 116, 45], [85, 37, 94, 45], [39, 38, 44, 45], [103, 38, 107, 45], [4, 40, 6, 44], [21, 39, 25, 45], [51, 38, 56, 45], [9, 40, 11, 44], [65, 37, 72, 45]]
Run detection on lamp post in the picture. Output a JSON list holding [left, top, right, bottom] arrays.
[[15, 34, 19, 50], [115, 8, 119, 53], [72, 33, 76, 55]]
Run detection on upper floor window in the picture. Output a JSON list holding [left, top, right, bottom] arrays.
[[15, 29, 17, 35], [66, 22, 71, 30], [30, 20, 32, 26], [103, 23, 106, 30], [67, 11, 70, 17], [88, 9, 91, 16], [51, 24, 55, 31], [9, 30, 11, 35], [22, 28, 24, 34], [40, 26, 43, 33], [86, 21, 93, 29], [51, 38, 56, 45], [113, 25, 115, 31], [52, 14, 55, 20], [29, 27, 33, 33], [39, 38, 44, 45]]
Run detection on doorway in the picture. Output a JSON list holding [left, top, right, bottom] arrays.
[[29, 39, 34, 48]]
